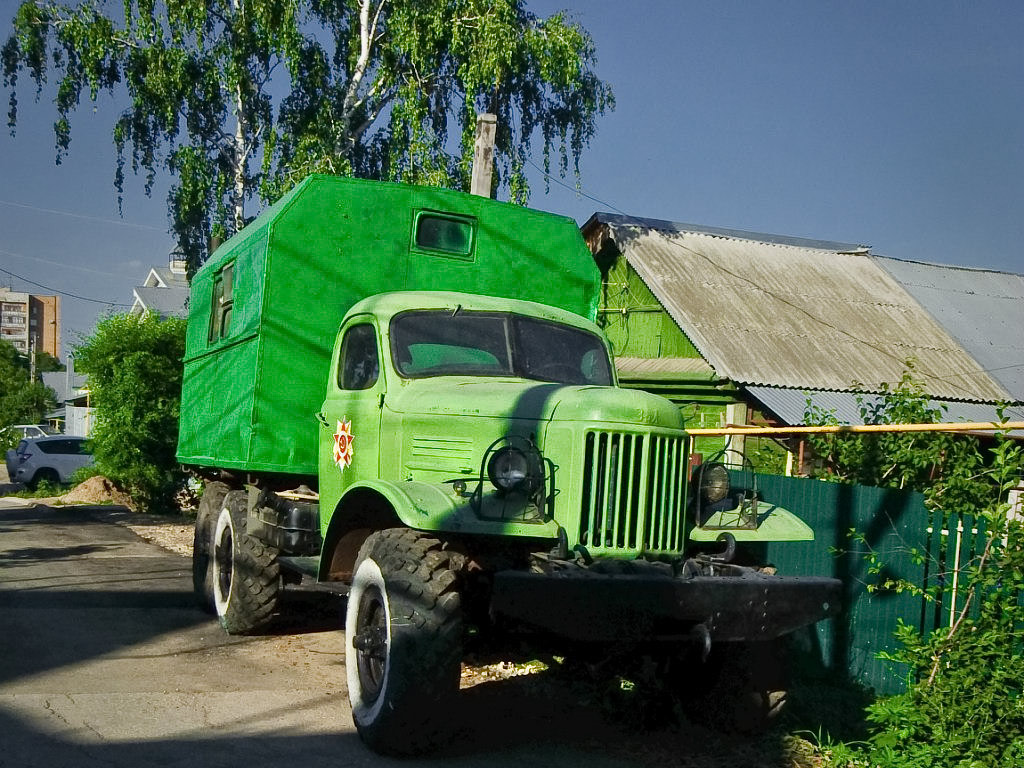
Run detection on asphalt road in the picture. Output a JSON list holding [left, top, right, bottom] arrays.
[[0, 499, 708, 768]]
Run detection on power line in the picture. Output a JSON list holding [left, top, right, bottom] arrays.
[[0, 266, 131, 307], [0, 199, 165, 231], [0, 248, 129, 278], [523, 156, 628, 215]]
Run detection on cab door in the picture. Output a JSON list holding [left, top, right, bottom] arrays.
[[318, 317, 386, 519]]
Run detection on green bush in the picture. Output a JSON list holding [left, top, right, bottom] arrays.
[[74, 312, 187, 513], [807, 372, 1024, 767]]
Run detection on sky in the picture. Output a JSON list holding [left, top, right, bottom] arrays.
[[1, 0, 1022, 359]]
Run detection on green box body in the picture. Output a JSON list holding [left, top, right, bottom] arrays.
[[177, 175, 600, 476]]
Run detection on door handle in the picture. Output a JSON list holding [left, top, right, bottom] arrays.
[[316, 412, 330, 428]]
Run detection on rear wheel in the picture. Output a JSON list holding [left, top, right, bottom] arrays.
[[346, 528, 463, 755], [28, 467, 60, 490], [212, 490, 282, 633], [192, 480, 230, 612]]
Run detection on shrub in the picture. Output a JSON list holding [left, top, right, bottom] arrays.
[[807, 371, 1024, 767], [74, 312, 187, 513]]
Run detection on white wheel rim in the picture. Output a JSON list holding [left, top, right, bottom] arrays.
[[212, 507, 234, 617], [346, 556, 391, 725]]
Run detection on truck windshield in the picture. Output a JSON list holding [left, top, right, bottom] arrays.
[[391, 310, 613, 385]]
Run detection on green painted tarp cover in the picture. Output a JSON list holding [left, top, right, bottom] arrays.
[[177, 175, 600, 476]]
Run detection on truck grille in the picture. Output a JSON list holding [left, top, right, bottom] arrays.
[[579, 430, 688, 556]]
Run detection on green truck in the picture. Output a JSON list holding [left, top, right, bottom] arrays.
[[180, 175, 841, 754]]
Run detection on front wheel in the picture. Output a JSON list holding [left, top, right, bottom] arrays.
[[680, 639, 789, 733], [212, 490, 282, 634], [345, 529, 463, 755]]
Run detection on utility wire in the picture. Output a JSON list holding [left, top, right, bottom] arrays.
[[524, 156, 628, 215], [0, 248, 129, 278], [0, 199, 165, 231], [0, 265, 131, 307]]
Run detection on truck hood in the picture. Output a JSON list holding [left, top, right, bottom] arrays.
[[387, 378, 684, 429]]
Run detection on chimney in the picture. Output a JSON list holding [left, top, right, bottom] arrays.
[[470, 113, 497, 197]]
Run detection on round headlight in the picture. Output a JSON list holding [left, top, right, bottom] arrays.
[[700, 462, 730, 504], [487, 446, 531, 492]]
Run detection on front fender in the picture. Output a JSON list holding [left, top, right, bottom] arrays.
[[688, 503, 814, 543], [342, 479, 562, 539]]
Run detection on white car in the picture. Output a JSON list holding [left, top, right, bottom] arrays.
[[3, 424, 58, 441], [7, 436, 94, 489]]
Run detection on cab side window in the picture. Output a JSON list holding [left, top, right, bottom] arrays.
[[337, 324, 379, 390]]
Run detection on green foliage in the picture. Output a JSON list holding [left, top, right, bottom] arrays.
[[3, 0, 613, 274], [805, 366, 955, 491], [745, 436, 790, 475], [10, 476, 65, 497], [73, 312, 186, 512], [0, 339, 56, 450], [807, 370, 1024, 768], [34, 350, 64, 373]]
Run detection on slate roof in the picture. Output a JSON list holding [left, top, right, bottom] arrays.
[[584, 213, 1012, 404], [747, 386, 1024, 431], [874, 256, 1024, 403]]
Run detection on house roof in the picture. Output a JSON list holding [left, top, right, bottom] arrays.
[[131, 285, 189, 318], [615, 356, 720, 380], [748, 386, 1024, 433], [873, 255, 1024, 403], [584, 213, 1012, 404], [41, 370, 88, 403], [148, 265, 188, 289]]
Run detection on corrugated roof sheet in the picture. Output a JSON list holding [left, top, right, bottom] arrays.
[[749, 386, 1024, 437], [593, 214, 1011, 403], [594, 214, 870, 254], [615, 356, 719, 377], [875, 256, 1024, 402]]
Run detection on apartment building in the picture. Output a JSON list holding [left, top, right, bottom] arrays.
[[0, 288, 61, 358]]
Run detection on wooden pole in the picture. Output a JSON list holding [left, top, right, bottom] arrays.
[[470, 113, 497, 197], [687, 421, 1024, 437]]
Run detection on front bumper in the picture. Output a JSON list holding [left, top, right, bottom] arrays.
[[490, 564, 841, 644]]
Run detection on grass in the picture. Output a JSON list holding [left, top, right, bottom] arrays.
[[8, 479, 67, 498]]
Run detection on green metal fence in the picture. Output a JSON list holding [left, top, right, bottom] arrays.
[[735, 472, 982, 695]]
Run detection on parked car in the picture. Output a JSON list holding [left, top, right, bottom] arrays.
[[2, 424, 58, 441], [8, 436, 93, 489], [4, 439, 30, 479]]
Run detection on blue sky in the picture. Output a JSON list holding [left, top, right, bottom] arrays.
[[1, 0, 1022, 357]]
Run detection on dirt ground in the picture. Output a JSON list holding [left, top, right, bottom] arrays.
[[1, 474, 835, 767]]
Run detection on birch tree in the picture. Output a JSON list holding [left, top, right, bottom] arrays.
[[3, 0, 612, 273]]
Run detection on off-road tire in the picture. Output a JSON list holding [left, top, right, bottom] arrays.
[[346, 528, 463, 755], [192, 480, 230, 612], [212, 490, 282, 634]]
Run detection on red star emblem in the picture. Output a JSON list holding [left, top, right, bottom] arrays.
[[333, 419, 354, 469]]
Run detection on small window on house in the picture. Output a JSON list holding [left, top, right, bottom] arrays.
[[413, 212, 476, 260], [208, 263, 234, 344], [337, 324, 380, 390]]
